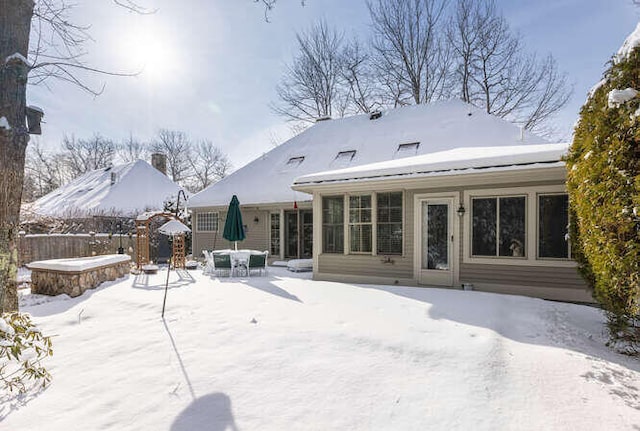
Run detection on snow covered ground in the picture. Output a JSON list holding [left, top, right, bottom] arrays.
[[2, 267, 639, 430]]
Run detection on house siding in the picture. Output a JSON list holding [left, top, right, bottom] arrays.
[[313, 175, 592, 303]]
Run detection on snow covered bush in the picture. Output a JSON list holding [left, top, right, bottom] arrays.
[[566, 28, 640, 354], [0, 312, 53, 393]]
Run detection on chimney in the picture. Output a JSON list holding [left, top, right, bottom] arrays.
[[151, 153, 167, 175]]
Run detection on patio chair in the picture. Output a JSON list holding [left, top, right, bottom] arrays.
[[247, 251, 268, 277], [213, 253, 233, 277], [202, 250, 215, 275]]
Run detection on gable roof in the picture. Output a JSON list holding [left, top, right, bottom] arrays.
[[293, 143, 568, 188], [28, 160, 182, 218], [187, 100, 549, 208]]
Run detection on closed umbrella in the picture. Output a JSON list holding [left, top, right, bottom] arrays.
[[159, 219, 191, 318], [223, 195, 246, 250]]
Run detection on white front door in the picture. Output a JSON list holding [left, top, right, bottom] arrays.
[[418, 197, 455, 286]]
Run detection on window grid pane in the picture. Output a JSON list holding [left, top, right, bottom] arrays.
[[377, 192, 403, 255], [349, 195, 372, 253], [270, 213, 280, 256], [197, 212, 218, 232], [472, 198, 497, 256], [498, 196, 526, 257], [538, 194, 569, 258], [322, 196, 344, 253]]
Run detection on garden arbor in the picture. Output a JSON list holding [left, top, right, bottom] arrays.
[[135, 212, 186, 269]]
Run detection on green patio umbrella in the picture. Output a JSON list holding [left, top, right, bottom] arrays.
[[223, 195, 246, 250]]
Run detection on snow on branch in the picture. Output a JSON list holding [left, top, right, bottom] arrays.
[[607, 88, 638, 108], [4, 52, 30, 66]]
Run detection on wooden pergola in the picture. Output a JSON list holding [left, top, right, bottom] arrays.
[[135, 211, 186, 269]]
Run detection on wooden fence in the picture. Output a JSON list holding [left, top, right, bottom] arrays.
[[18, 233, 138, 266]]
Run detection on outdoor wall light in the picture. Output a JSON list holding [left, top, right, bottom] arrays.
[[254, 216, 260, 224], [457, 204, 466, 217]]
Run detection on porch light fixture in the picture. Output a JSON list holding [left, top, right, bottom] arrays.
[[457, 204, 466, 217], [254, 216, 260, 224]]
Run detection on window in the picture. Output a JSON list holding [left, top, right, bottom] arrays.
[[395, 142, 420, 158], [377, 192, 403, 254], [538, 194, 569, 259], [322, 196, 344, 253], [349, 195, 372, 253], [332, 150, 357, 168], [472, 196, 526, 257], [270, 213, 280, 256], [196, 212, 218, 232], [286, 156, 305, 166]]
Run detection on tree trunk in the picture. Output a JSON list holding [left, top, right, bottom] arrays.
[[0, 0, 34, 312]]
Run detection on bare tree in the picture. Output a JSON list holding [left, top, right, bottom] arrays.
[[273, 20, 348, 124], [23, 140, 69, 201], [368, 0, 453, 106], [1, 0, 151, 311], [448, 0, 571, 132], [62, 134, 116, 177], [341, 38, 383, 114], [151, 129, 192, 183], [116, 133, 148, 163], [186, 140, 231, 193]]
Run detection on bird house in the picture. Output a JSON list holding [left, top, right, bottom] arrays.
[[26, 105, 44, 135]]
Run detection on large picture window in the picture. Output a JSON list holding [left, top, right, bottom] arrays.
[[270, 213, 280, 256], [196, 212, 218, 232], [377, 192, 403, 254], [349, 195, 372, 253], [538, 194, 569, 259], [472, 196, 526, 257], [322, 196, 344, 253]]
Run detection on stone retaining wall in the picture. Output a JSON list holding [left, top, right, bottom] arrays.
[[30, 258, 131, 297]]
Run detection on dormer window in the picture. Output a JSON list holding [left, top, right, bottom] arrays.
[[395, 142, 420, 158], [281, 156, 305, 172], [287, 156, 305, 166], [332, 150, 357, 168]]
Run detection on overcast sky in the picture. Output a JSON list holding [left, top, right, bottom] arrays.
[[28, 0, 640, 171]]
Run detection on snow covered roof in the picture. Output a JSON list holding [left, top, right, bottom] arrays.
[[293, 143, 568, 187], [187, 100, 549, 208], [29, 160, 183, 218]]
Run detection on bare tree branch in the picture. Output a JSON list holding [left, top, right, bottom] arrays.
[[368, 0, 453, 105]]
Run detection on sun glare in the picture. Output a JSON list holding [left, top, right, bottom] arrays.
[[121, 26, 176, 84]]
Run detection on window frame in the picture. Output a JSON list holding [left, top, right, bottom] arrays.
[[463, 186, 576, 267], [321, 195, 345, 254], [318, 191, 405, 257], [470, 194, 528, 259], [269, 212, 281, 257], [195, 211, 219, 232], [376, 191, 404, 255], [348, 194, 373, 254]]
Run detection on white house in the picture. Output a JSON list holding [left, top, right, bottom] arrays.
[[187, 100, 552, 262]]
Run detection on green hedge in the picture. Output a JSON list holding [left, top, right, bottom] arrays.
[[566, 46, 640, 351]]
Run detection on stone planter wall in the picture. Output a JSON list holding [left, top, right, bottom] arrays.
[[30, 257, 131, 297]]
